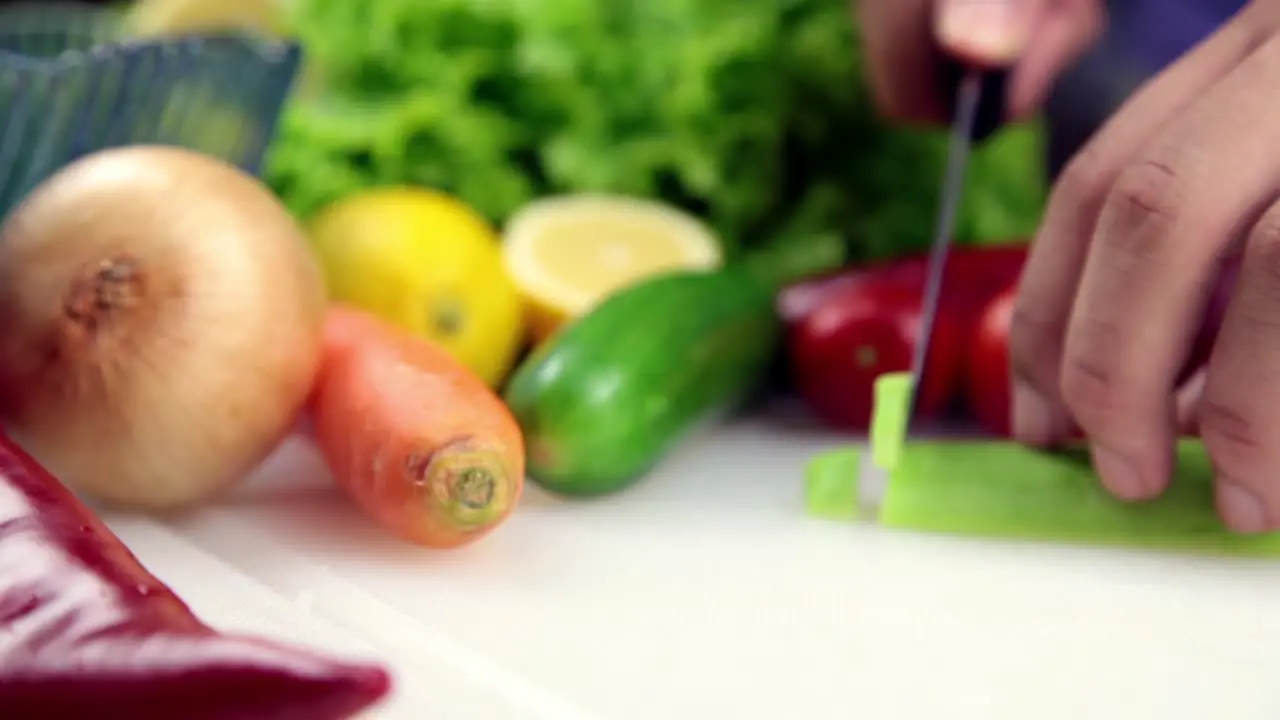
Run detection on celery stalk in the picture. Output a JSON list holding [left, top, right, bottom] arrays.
[[804, 447, 861, 520], [870, 372, 1280, 555], [871, 373, 912, 472]]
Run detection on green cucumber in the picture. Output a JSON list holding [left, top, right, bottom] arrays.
[[867, 372, 1280, 555], [504, 234, 844, 497]]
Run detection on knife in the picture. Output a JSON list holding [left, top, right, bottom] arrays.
[[856, 65, 1010, 517], [904, 65, 1010, 433]]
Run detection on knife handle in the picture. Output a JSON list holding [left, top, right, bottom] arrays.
[[939, 60, 1011, 144]]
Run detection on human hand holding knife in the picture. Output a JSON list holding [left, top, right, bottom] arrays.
[[938, 63, 1011, 144], [854, 0, 1103, 128], [896, 0, 1104, 434], [857, 0, 1100, 434], [850, 0, 1105, 513], [858, 59, 1012, 514]]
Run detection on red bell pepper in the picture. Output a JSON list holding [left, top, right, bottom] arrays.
[[789, 279, 965, 430], [0, 430, 392, 719], [778, 243, 1029, 324], [967, 284, 1017, 436], [783, 244, 1028, 432]]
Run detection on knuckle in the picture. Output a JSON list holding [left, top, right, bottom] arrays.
[[1058, 317, 1128, 430], [1009, 300, 1064, 391], [1198, 397, 1266, 477], [1059, 350, 1121, 429], [1106, 158, 1184, 241]]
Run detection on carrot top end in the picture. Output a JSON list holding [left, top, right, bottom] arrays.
[[406, 438, 517, 531]]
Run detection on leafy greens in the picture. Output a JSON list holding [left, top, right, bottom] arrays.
[[266, 0, 1046, 261]]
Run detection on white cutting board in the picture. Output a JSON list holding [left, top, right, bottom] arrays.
[[104, 411, 1280, 720]]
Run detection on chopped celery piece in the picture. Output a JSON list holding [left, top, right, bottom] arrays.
[[881, 440, 1280, 555], [804, 447, 862, 520], [870, 376, 1280, 556], [871, 373, 912, 471], [869, 371, 1280, 555]]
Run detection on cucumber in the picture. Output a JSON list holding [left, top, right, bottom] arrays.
[[504, 235, 844, 497]]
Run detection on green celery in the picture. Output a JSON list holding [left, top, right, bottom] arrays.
[[870, 372, 1280, 555], [870, 373, 911, 472], [804, 447, 861, 520]]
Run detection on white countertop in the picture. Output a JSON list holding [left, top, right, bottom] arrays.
[[103, 415, 1280, 720]]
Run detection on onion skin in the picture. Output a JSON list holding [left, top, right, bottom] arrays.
[[0, 146, 326, 510]]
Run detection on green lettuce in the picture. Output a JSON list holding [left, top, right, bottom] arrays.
[[266, 0, 1046, 261]]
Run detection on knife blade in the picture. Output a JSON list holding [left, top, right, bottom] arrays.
[[904, 68, 1009, 432], [858, 66, 1010, 517]]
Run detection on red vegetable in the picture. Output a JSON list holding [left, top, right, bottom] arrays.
[[789, 279, 965, 430], [0, 430, 392, 719], [785, 244, 1028, 432], [777, 243, 1029, 324], [310, 305, 524, 549], [967, 284, 1016, 436]]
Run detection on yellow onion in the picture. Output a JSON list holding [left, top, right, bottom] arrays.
[[0, 146, 326, 510]]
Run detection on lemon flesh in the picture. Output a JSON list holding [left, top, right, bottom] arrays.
[[502, 194, 723, 342]]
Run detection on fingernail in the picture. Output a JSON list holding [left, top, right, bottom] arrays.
[[938, 0, 1028, 61], [1216, 480, 1271, 535], [1012, 382, 1060, 446], [1091, 446, 1150, 501]]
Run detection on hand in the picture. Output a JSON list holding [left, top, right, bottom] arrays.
[[854, 0, 1104, 124], [1010, 0, 1280, 533]]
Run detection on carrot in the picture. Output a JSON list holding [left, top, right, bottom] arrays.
[[309, 304, 525, 549]]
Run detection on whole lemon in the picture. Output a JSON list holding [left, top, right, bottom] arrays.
[[126, 0, 290, 38], [309, 187, 524, 387]]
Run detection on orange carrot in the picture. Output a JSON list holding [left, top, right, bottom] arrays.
[[309, 305, 525, 549]]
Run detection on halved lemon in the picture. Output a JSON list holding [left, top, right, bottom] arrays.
[[502, 194, 723, 342]]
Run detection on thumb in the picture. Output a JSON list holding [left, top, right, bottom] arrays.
[[935, 0, 1043, 66]]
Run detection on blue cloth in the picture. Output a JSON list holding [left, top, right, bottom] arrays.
[[1109, 0, 1247, 71], [1041, 0, 1249, 179]]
